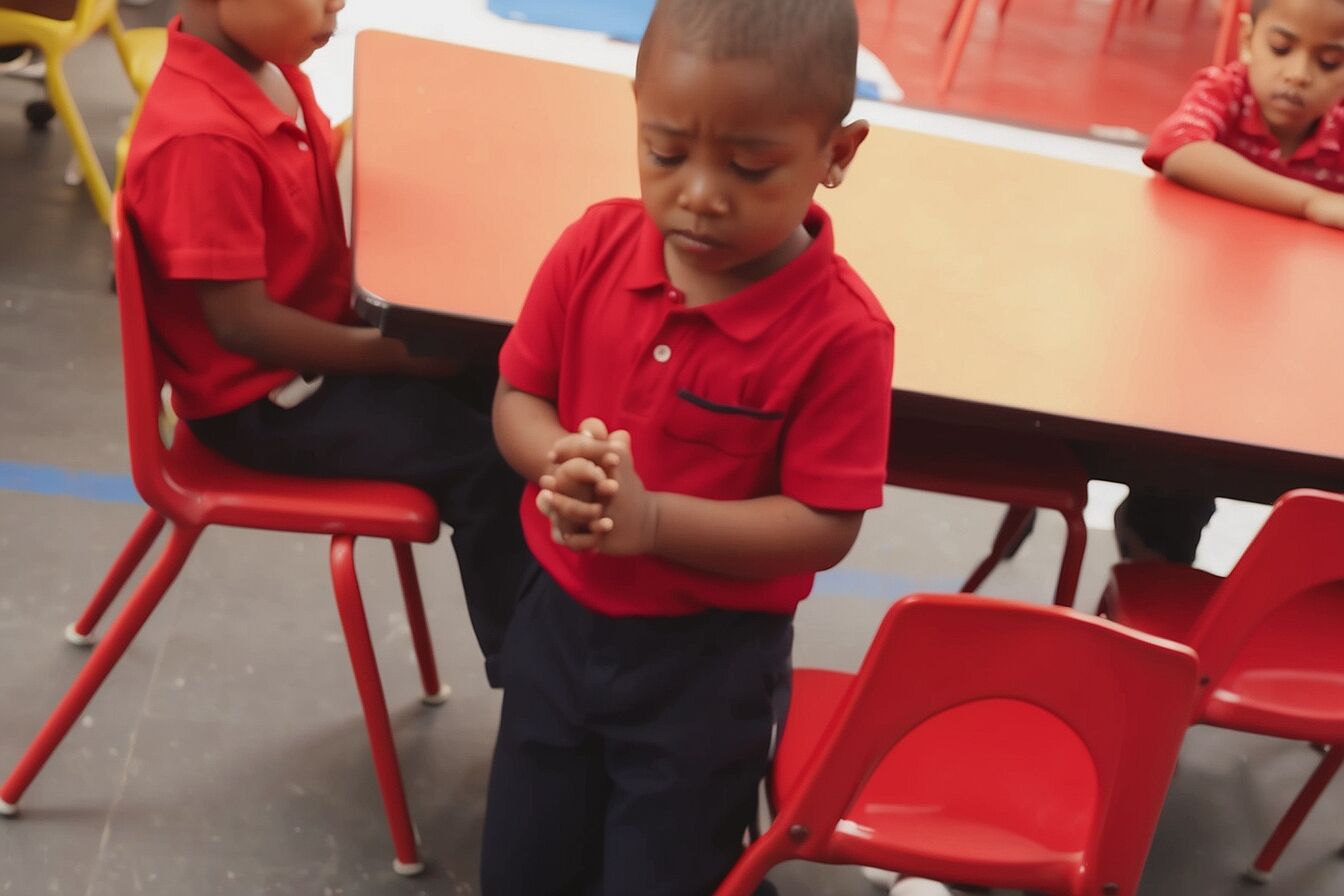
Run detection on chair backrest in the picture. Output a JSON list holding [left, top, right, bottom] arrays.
[[1187, 489, 1344, 703], [112, 194, 188, 520], [774, 593, 1199, 895]]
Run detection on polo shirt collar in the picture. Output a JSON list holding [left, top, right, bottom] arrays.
[[625, 203, 835, 342], [162, 16, 300, 138]]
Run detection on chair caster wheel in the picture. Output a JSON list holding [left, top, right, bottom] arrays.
[[24, 99, 54, 129]]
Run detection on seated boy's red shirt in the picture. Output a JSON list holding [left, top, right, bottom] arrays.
[[500, 200, 895, 617], [1144, 60, 1344, 191], [123, 18, 354, 420]]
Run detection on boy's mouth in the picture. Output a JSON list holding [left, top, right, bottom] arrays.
[[1270, 91, 1305, 110], [668, 229, 726, 253]]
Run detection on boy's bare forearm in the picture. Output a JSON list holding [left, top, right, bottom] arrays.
[[492, 378, 570, 482], [195, 280, 421, 374], [648, 493, 863, 580], [1162, 141, 1323, 218]]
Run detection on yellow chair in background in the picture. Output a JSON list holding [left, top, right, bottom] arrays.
[[0, 0, 165, 222]]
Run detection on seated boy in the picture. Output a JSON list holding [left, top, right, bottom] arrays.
[[121, 0, 527, 686], [1120, 0, 1344, 563], [479, 1, 894, 892]]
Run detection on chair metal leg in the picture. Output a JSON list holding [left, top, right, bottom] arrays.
[[711, 825, 791, 896], [0, 524, 198, 815], [1053, 510, 1087, 608], [1246, 744, 1343, 881], [42, 49, 110, 222], [66, 510, 166, 645], [391, 541, 449, 705], [329, 535, 423, 876], [938, 0, 984, 94], [961, 504, 1035, 593], [1102, 0, 1127, 49]]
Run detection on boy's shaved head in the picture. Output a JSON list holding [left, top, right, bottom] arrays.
[[636, 0, 860, 127]]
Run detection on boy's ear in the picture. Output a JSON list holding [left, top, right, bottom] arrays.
[[1238, 12, 1254, 64], [822, 119, 870, 189]]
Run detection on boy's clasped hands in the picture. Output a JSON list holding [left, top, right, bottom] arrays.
[[536, 418, 657, 555]]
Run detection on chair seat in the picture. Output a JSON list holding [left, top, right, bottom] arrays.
[[1108, 563, 1344, 742], [772, 669, 1092, 893], [120, 26, 165, 94], [887, 423, 1086, 512], [156, 424, 440, 543]]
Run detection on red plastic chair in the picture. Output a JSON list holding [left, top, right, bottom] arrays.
[[714, 593, 1199, 896], [1100, 488, 1344, 882], [0, 196, 449, 876], [1212, 0, 1249, 65], [887, 421, 1088, 606]]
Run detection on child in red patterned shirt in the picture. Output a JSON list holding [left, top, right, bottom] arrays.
[[1145, 0, 1344, 229]]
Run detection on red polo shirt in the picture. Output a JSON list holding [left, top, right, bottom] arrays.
[[1145, 61, 1344, 191], [500, 199, 894, 617], [122, 17, 353, 420]]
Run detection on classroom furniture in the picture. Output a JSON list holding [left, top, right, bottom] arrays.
[[887, 423, 1088, 605], [0, 197, 450, 877], [711, 592, 1199, 896], [352, 32, 1344, 517], [1100, 488, 1344, 881], [0, 0, 161, 221]]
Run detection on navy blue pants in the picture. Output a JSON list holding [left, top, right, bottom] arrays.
[[480, 564, 793, 896], [187, 371, 527, 686]]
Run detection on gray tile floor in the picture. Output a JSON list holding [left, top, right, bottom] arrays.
[[1, 4, 1341, 893]]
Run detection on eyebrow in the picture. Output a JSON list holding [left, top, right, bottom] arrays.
[[640, 121, 788, 148]]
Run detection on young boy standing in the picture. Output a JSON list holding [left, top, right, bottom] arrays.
[[1119, 0, 1344, 564], [480, 1, 894, 893], [121, 0, 527, 686]]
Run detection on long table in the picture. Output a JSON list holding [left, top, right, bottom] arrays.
[[351, 30, 1344, 504]]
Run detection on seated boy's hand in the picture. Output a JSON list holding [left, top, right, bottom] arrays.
[[1305, 192, 1344, 229]]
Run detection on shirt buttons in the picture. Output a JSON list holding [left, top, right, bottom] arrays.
[[652, 344, 672, 363], [297, 141, 310, 152], [667, 288, 682, 303]]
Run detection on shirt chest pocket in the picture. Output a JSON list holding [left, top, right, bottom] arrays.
[[662, 389, 785, 458]]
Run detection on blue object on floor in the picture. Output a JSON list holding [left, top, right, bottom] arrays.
[[0, 460, 139, 505], [488, 0, 654, 44]]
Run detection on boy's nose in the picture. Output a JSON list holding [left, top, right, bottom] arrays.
[[677, 175, 727, 216]]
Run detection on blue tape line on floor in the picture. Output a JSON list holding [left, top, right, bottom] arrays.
[[489, 0, 654, 43], [813, 568, 960, 601], [0, 460, 140, 505]]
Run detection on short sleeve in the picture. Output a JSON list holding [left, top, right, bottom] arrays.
[[779, 316, 895, 511], [498, 215, 590, 400], [1144, 66, 1241, 173], [130, 135, 267, 282]]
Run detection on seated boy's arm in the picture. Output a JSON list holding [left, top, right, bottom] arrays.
[[1161, 140, 1333, 220], [195, 279, 457, 377]]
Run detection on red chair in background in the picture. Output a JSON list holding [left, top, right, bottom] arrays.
[[1101, 488, 1344, 882], [888, 421, 1088, 606], [0, 197, 449, 876], [714, 593, 1199, 896], [1212, 0, 1250, 65]]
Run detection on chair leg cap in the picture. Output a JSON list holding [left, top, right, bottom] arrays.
[[420, 684, 451, 706], [393, 859, 424, 877], [64, 624, 97, 647], [0, 799, 18, 817], [1243, 868, 1271, 884]]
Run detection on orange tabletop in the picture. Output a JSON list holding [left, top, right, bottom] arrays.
[[352, 31, 1344, 501]]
